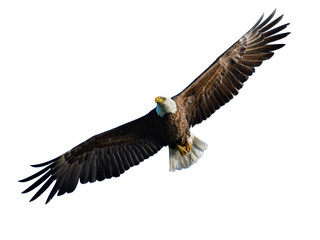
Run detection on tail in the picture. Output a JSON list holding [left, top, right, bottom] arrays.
[[169, 133, 208, 171]]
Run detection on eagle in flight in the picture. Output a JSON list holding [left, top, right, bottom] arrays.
[[20, 10, 290, 203]]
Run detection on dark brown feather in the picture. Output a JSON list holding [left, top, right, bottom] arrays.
[[173, 10, 289, 127], [20, 110, 166, 203]]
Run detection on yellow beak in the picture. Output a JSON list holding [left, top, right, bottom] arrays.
[[155, 96, 166, 103]]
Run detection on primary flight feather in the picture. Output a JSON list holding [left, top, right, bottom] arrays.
[[20, 10, 290, 203]]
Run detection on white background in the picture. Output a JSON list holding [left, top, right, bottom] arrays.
[[1, 1, 319, 239]]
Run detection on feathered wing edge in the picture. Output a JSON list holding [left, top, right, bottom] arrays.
[[19, 110, 165, 204], [174, 9, 290, 127]]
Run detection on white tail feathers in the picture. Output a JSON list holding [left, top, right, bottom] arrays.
[[169, 133, 208, 171]]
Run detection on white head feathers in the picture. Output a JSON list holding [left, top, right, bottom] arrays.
[[155, 96, 177, 117]]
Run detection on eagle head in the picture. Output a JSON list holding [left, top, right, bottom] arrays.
[[155, 96, 177, 117]]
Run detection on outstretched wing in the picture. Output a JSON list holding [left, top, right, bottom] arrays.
[[173, 10, 290, 127], [20, 109, 166, 204]]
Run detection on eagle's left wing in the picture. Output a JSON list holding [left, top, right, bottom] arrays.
[[173, 10, 290, 127]]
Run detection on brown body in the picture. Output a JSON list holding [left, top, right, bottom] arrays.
[[163, 99, 191, 149]]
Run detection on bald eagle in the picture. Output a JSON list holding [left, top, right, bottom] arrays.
[[20, 10, 290, 203]]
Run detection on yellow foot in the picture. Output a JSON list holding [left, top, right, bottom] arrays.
[[177, 145, 188, 156], [177, 140, 192, 156], [185, 139, 192, 153]]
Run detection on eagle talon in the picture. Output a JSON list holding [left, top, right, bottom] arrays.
[[177, 145, 189, 156], [185, 140, 192, 153]]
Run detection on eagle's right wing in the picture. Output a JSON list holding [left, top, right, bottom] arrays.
[[20, 109, 166, 204]]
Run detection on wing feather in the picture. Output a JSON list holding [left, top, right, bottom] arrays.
[[174, 10, 290, 127], [19, 109, 166, 203]]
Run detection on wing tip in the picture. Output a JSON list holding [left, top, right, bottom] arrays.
[[250, 13, 264, 31], [30, 158, 56, 168], [251, 9, 289, 33], [18, 178, 28, 183], [45, 198, 52, 204]]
